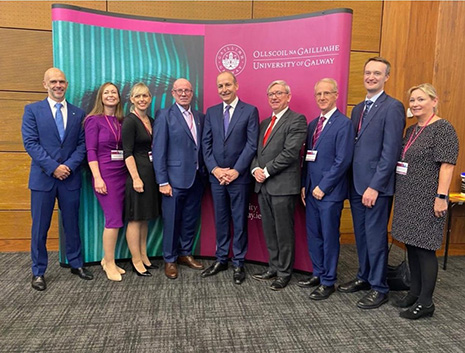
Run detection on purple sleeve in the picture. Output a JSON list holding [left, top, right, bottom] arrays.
[[84, 115, 99, 162]]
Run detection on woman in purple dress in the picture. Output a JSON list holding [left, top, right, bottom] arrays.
[[84, 82, 127, 281]]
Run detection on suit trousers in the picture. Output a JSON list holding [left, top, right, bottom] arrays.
[[31, 184, 83, 276], [162, 174, 204, 263], [258, 185, 297, 277], [306, 197, 343, 286], [350, 192, 392, 293], [211, 182, 250, 267]]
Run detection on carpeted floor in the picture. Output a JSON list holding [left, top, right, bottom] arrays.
[[0, 245, 464, 353]]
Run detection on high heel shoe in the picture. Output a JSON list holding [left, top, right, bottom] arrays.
[[101, 259, 126, 275], [144, 262, 159, 270], [131, 262, 152, 277], [101, 261, 122, 282]]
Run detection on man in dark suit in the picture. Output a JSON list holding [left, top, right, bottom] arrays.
[[299, 78, 354, 300], [251, 80, 307, 291], [338, 57, 405, 309], [201, 71, 259, 284], [153, 78, 206, 280], [21, 67, 93, 291]]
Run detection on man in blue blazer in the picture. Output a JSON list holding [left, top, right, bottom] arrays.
[[299, 78, 354, 300], [338, 57, 405, 309], [201, 71, 259, 284], [21, 68, 92, 291], [153, 78, 206, 280]]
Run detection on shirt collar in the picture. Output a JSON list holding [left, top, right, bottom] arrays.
[[272, 106, 289, 120], [47, 97, 67, 110], [223, 96, 239, 110], [321, 107, 337, 119], [365, 90, 384, 104]]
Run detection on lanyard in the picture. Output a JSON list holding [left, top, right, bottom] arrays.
[[104, 115, 121, 149], [401, 113, 435, 160]]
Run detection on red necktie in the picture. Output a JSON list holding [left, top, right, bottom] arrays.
[[263, 115, 277, 145], [312, 116, 326, 146]]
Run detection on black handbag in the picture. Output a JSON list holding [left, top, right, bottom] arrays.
[[387, 243, 411, 291]]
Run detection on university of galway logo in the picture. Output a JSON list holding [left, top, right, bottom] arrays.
[[216, 44, 246, 75]]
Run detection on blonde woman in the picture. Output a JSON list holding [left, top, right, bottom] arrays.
[[122, 82, 160, 276]]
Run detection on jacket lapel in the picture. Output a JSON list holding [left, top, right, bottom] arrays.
[[40, 99, 62, 141], [225, 100, 243, 141], [173, 106, 195, 143], [358, 93, 387, 138], [262, 109, 290, 151], [314, 110, 338, 149]]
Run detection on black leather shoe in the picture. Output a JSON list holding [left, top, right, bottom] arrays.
[[393, 293, 419, 308], [270, 276, 290, 291], [297, 276, 320, 288], [357, 290, 389, 309], [400, 302, 435, 320], [252, 270, 277, 282], [31, 275, 46, 291], [70, 267, 94, 280], [144, 262, 159, 270], [201, 262, 228, 278], [337, 278, 371, 293], [233, 266, 246, 285], [309, 284, 335, 300], [131, 262, 152, 277]]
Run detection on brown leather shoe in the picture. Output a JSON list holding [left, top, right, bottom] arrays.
[[165, 262, 178, 279], [177, 255, 204, 270]]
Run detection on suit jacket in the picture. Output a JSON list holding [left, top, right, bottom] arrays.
[[21, 98, 86, 192], [251, 108, 307, 195], [351, 92, 405, 196], [153, 104, 205, 189], [202, 100, 259, 184], [302, 109, 354, 202]]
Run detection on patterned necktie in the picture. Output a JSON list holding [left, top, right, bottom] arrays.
[[263, 115, 277, 145], [184, 110, 197, 145], [312, 115, 326, 146], [55, 102, 65, 141], [359, 100, 373, 133], [224, 105, 231, 134]]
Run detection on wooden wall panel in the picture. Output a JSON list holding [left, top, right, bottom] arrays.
[[0, 153, 31, 210], [0, 238, 59, 252], [0, 1, 106, 30], [433, 1, 465, 194], [0, 211, 59, 240], [108, 1, 252, 20], [0, 28, 52, 92], [252, 1, 382, 52]]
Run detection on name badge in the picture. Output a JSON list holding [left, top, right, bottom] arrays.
[[306, 150, 318, 162], [111, 150, 123, 161], [396, 161, 408, 175], [148, 151, 153, 162]]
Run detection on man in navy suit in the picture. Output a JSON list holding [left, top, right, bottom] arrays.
[[21, 68, 93, 291], [299, 78, 354, 300], [201, 71, 259, 284], [153, 78, 206, 280], [251, 80, 307, 291], [338, 57, 405, 309]]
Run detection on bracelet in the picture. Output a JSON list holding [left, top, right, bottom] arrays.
[[436, 194, 448, 199]]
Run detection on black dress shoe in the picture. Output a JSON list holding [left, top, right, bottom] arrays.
[[233, 266, 246, 285], [337, 278, 371, 293], [31, 275, 46, 291], [400, 302, 435, 320], [144, 262, 159, 270], [297, 276, 320, 288], [252, 270, 277, 282], [393, 293, 419, 308], [357, 290, 389, 309], [70, 267, 94, 280], [270, 276, 291, 291], [131, 262, 152, 277], [309, 284, 335, 300], [201, 262, 228, 278]]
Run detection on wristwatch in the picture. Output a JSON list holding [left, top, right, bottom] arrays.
[[436, 194, 448, 199]]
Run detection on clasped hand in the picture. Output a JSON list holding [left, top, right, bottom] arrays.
[[214, 167, 239, 185]]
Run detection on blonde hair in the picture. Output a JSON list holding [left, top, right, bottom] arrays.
[[86, 82, 123, 122], [314, 78, 338, 93], [267, 80, 291, 95], [129, 82, 152, 113], [408, 83, 439, 114]]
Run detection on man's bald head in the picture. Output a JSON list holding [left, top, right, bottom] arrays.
[[43, 67, 68, 102]]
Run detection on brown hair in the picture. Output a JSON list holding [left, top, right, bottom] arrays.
[[85, 82, 124, 122], [364, 57, 391, 76]]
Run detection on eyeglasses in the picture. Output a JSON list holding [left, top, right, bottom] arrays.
[[267, 91, 287, 98], [315, 91, 337, 98], [173, 89, 193, 95]]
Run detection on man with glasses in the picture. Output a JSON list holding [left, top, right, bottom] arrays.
[[299, 78, 354, 300], [153, 78, 206, 279], [201, 71, 259, 284], [251, 80, 307, 290]]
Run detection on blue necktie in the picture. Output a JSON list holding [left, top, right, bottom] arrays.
[[224, 105, 231, 134], [362, 100, 373, 122], [55, 102, 65, 141]]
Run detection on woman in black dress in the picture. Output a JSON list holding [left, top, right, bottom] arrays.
[[122, 82, 160, 276], [392, 83, 459, 319]]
